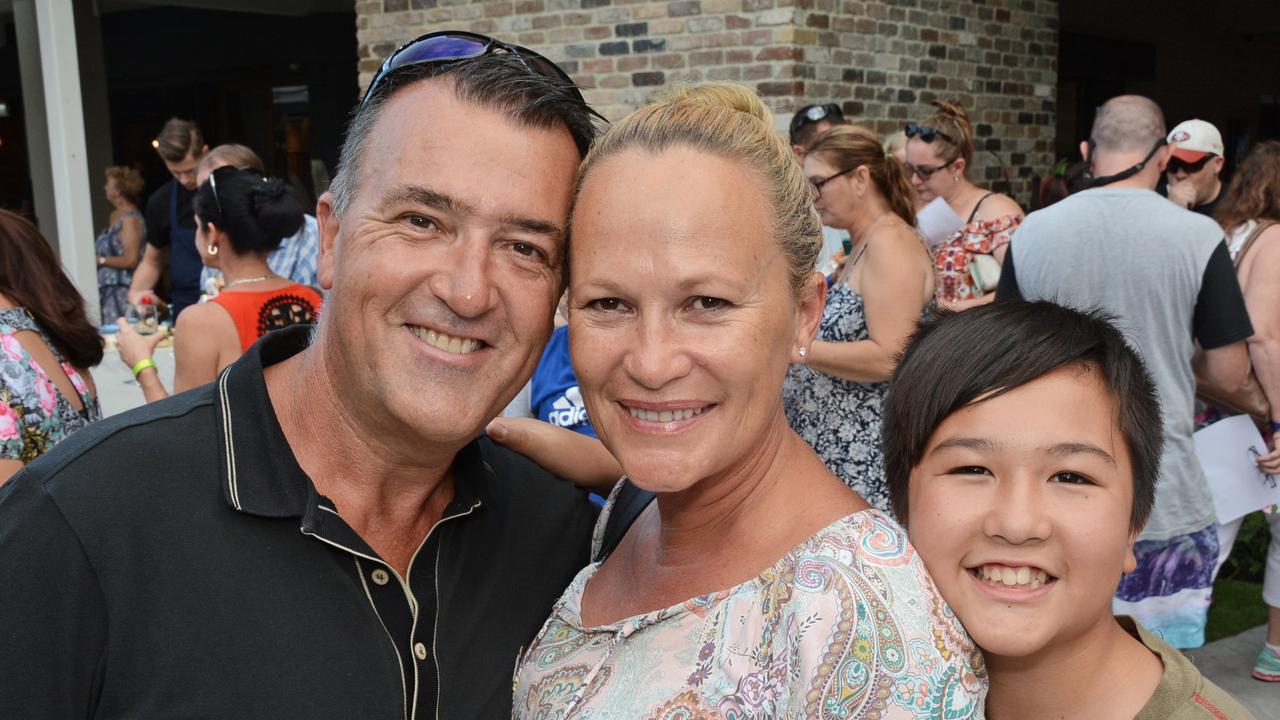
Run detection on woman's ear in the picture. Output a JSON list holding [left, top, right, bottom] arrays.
[[951, 156, 967, 178], [791, 271, 827, 363]]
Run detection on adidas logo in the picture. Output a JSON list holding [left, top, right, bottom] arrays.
[[548, 386, 589, 428]]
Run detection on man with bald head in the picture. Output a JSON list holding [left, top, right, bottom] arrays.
[[997, 95, 1253, 649]]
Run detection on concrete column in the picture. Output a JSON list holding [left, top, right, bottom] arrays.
[[74, 1, 115, 238], [12, 0, 56, 245], [33, 0, 99, 323]]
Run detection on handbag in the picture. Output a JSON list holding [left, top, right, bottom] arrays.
[[969, 253, 1002, 294], [1195, 220, 1275, 423]]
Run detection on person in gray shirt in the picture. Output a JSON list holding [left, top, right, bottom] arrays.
[[996, 95, 1253, 649]]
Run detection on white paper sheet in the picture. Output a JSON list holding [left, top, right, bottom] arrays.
[[916, 196, 965, 250], [1193, 414, 1280, 524]]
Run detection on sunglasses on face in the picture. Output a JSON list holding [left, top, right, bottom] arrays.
[[809, 165, 860, 198], [905, 159, 955, 180], [361, 30, 588, 109], [904, 122, 956, 145], [1167, 155, 1213, 175]]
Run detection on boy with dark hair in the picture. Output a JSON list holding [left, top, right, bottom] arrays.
[[883, 301, 1255, 719]]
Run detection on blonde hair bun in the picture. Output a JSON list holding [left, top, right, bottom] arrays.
[[653, 83, 773, 126]]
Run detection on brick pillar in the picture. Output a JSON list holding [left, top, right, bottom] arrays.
[[356, 0, 1058, 203]]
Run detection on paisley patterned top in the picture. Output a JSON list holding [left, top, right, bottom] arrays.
[[0, 308, 100, 465], [784, 283, 891, 513], [512, 488, 987, 719], [932, 213, 1021, 304]]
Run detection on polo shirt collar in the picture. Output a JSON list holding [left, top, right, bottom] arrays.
[[214, 326, 492, 519]]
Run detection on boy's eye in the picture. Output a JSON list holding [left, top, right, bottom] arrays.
[[1051, 471, 1094, 485], [950, 466, 991, 476]]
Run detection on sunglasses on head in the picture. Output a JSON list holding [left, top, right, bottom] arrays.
[[790, 103, 843, 141], [361, 30, 589, 110], [1167, 154, 1213, 175], [904, 122, 956, 145]]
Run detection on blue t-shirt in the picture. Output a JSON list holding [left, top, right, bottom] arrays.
[[530, 325, 597, 439]]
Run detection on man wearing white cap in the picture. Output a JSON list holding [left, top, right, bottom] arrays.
[[1165, 118, 1226, 216]]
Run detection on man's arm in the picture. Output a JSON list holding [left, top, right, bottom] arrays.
[[1192, 241, 1254, 392], [994, 244, 1022, 301], [128, 244, 166, 304], [0, 474, 107, 718]]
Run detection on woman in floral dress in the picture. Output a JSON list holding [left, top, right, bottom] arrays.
[[510, 84, 985, 719], [784, 125, 935, 513], [94, 166, 146, 322], [903, 101, 1023, 309], [0, 210, 102, 484]]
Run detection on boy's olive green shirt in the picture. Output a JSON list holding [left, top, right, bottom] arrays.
[[1122, 616, 1258, 720]]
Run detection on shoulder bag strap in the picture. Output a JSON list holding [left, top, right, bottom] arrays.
[[593, 479, 657, 563], [966, 192, 997, 224], [1234, 220, 1277, 269]]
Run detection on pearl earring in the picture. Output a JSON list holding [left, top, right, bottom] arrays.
[[798, 347, 808, 360]]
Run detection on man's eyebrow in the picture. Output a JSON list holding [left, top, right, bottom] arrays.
[[1045, 442, 1117, 466], [379, 185, 476, 216], [379, 184, 564, 238], [496, 213, 564, 238]]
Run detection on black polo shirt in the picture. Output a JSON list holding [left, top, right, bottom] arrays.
[[0, 326, 597, 719]]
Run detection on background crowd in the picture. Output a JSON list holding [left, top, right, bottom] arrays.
[[0, 27, 1277, 719]]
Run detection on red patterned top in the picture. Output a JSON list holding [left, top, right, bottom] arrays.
[[932, 212, 1022, 303], [209, 284, 322, 352]]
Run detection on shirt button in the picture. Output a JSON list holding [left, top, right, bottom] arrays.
[[414, 642, 428, 661], [371, 568, 389, 586]]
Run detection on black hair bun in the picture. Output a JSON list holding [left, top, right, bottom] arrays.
[[249, 176, 304, 243]]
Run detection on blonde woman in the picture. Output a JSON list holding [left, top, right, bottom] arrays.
[[510, 84, 984, 719], [95, 166, 146, 321]]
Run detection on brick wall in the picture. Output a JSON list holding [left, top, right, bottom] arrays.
[[355, 0, 1058, 204]]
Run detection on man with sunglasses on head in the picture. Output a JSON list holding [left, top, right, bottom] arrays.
[[997, 95, 1253, 650], [0, 32, 599, 720], [1163, 119, 1227, 216]]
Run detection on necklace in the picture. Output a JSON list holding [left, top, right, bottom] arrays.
[[224, 273, 275, 289]]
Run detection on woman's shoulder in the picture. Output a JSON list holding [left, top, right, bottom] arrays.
[[770, 510, 987, 715], [974, 192, 1024, 222]]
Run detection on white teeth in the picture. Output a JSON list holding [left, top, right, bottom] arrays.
[[411, 326, 481, 355], [627, 406, 706, 422], [978, 565, 1049, 588]]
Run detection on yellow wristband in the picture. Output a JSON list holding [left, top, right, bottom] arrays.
[[131, 357, 156, 378]]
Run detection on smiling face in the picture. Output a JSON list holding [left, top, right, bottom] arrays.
[[569, 146, 821, 492], [313, 79, 579, 449], [906, 365, 1138, 661], [904, 137, 956, 204]]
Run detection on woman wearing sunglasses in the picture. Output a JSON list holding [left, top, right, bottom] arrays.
[[784, 124, 934, 513], [116, 167, 322, 402], [904, 101, 1024, 309]]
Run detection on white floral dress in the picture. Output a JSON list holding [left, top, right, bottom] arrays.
[[0, 308, 100, 465], [512, 487, 987, 719]]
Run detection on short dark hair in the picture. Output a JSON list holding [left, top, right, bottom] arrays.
[[195, 167, 304, 256], [882, 301, 1163, 531], [155, 118, 204, 163], [329, 52, 599, 217]]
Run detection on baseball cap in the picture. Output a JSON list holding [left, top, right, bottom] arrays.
[[1167, 119, 1223, 162]]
